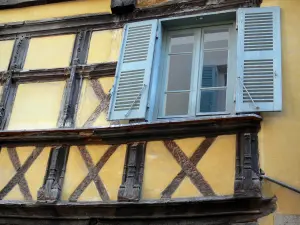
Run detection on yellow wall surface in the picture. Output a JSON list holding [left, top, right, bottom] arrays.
[[7, 81, 66, 130], [87, 29, 123, 64], [62, 144, 126, 201], [259, 0, 300, 223], [0, 146, 50, 200], [0, 0, 111, 24], [0, 40, 14, 71], [24, 35, 75, 70], [142, 135, 236, 199]]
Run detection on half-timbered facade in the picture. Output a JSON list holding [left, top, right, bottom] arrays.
[[0, 0, 299, 225]]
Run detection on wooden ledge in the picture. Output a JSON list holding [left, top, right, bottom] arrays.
[[0, 114, 261, 146], [0, 196, 276, 224]]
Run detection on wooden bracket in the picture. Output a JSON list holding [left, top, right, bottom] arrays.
[[118, 142, 146, 202], [111, 0, 136, 14], [37, 145, 69, 202], [234, 132, 261, 197]]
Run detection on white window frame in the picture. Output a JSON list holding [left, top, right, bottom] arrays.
[[156, 23, 237, 120]]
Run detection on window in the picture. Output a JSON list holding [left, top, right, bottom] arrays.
[[159, 25, 235, 118], [108, 7, 282, 122]]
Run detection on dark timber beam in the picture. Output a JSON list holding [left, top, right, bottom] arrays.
[[0, 114, 261, 146], [111, 0, 136, 14], [0, 0, 73, 9], [0, 196, 276, 223], [0, 0, 260, 40], [118, 142, 146, 202]]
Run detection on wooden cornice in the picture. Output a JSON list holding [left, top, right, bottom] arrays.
[[0, 0, 254, 40], [0, 0, 73, 9], [0, 114, 261, 146], [0, 196, 276, 224]]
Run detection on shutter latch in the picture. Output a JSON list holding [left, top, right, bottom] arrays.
[[125, 84, 147, 117], [238, 77, 259, 110]]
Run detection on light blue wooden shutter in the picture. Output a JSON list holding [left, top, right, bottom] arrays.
[[236, 7, 282, 112], [108, 20, 158, 120]]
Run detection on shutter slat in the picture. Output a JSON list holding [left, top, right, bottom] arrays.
[[236, 7, 282, 112], [108, 20, 158, 120]]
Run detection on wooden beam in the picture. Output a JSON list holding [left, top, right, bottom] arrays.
[[118, 142, 146, 202], [0, 0, 254, 40], [0, 0, 73, 9], [234, 133, 261, 198], [111, 0, 136, 14], [0, 35, 29, 129], [0, 196, 276, 222], [0, 114, 261, 146]]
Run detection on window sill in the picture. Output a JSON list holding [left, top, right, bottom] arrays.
[[0, 114, 261, 146]]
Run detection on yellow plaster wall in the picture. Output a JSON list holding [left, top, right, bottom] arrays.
[[7, 81, 66, 130], [62, 144, 126, 201], [24, 35, 75, 70], [0, 146, 51, 200], [0, 0, 111, 24], [76, 77, 114, 128], [142, 135, 235, 199], [137, 0, 168, 7], [0, 40, 14, 71], [87, 29, 123, 64], [258, 0, 300, 223]]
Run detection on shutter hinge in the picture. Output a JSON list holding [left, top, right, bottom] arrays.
[[156, 30, 159, 39], [236, 23, 238, 30]]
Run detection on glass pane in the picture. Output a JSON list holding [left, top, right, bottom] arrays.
[[199, 89, 226, 113], [204, 29, 229, 50], [170, 34, 194, 53], [165, 92, 189, 116], [201, 29, 229, 88], [167, 54, 193, 91]]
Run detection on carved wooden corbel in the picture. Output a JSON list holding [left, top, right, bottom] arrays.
[[111, 0, 136, 14], [234, 133, 261, 197], [118, 142, 146, 202], [37, 146, 69, 202]]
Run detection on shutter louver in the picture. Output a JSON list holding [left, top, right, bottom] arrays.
[[108, 20, 158, 120], [236, 7, 282, 112]]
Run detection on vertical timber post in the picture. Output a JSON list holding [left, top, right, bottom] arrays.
[[234, 132, 261, 197], [38, 29, 92, 202], [118, 142, 146, 202]]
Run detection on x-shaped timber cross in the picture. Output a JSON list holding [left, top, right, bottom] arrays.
[[69, 145, 119, 202], [162, 138, 216, 199]]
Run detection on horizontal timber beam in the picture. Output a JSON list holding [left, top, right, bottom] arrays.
[[0, 114, 261, 146], [0, 0, 254, 40], [0, 196, 275, 223], [0, 62, 117, 83]]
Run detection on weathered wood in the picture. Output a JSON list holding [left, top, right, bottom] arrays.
[[234, 133, 261, 197], [161, 137, 216, 199], [0, 35, 29, 129], [0, 115, 261, 146], [0, 0, 73, 9], [69, 145, 119, 202], [163, 140, 215, 196], [0, 196, 276, 222], [7, 147, 32, 200], [58, 29, 92, 128], [111, 0, 136, 14], [0, 0, 257, 40], [37, 145, 70, 202], [0, 146, 44, 200], [118, 142, 146, 202]]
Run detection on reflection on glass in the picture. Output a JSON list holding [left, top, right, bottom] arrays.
[[199, 28, 229, 113], [170, 34, 194, 53], [199, 90, 226, 113], [167, 54, 193, 91], [165, 92, 189, 116]]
